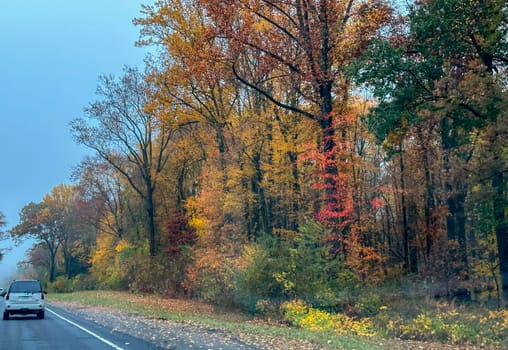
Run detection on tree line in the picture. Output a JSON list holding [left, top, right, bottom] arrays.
[[6, 0, 507, 311]]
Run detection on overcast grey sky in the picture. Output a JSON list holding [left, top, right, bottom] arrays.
[[0, 0, 152, 281]]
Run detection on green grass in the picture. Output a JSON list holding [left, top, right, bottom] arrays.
[[48, 291, 508, 349], [48, 291, 387, 350]]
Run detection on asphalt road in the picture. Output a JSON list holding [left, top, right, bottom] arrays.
[[0, 299, 164, 350]]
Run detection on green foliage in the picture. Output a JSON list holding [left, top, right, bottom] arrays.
[[69, 274, 98, 291], [280, 291, 508, 347], [46, 274, 97, 293], [351, 0, 507, 150], [382, 309, 508, 347], [254, 299, 280, 318], [115, 241, 184, 294], [189, 254, 237, 306], [349, 38, 437, 147], [47, 276, 74, 293], [235, 220, 359, 313]]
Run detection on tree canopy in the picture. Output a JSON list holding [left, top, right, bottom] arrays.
[[8, 0, 508, 314]]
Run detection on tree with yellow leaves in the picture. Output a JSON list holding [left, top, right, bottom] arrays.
[[71, 67, 175, 257]]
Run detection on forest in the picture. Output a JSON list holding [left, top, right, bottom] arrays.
[[1, 0, 507, 339]]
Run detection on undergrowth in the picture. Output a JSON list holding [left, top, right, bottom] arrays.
[[49, 290, 508, 349]]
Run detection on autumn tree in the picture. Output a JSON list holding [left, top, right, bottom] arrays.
[[196, 0, 392, 233], [10, 185, 85, 282], [136, 0, 238, 168], [354, 0, 507, 299], [133, 1, 397, 297], [47, 185, 96, 279], [71, 67, 175, 256], [135, 1, 299, 299], [11, 202, 61, 282], [73, 157, 134, 240], [135, 0, 250, 243], [22, 243, 51, 281]]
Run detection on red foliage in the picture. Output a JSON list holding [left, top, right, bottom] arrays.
[[370, 197, 387, 210], [163, 210, 197, 255]]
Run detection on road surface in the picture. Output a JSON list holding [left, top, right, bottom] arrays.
[[0, 300, 163, 350]]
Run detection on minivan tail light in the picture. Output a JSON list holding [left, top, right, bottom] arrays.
[[41, 292, 44, 300], [5, 293, 9, 301]]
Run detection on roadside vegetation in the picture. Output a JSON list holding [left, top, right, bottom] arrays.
[[3, 1, 507, 350], [49, 290, 507, 349]]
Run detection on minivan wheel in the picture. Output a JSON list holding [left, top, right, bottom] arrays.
[[3, 312, 9, 320], [37, 311, 45, 319]]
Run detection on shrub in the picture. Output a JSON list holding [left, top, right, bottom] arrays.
[[379, 308, 508, 347], [184, 249, 237, 306], [70, 274, 98, 291], [47, 276, 74, 293], [235, 221, 359, 313], [255, 299, 280, 318], [399, 313, 448, 341], [282, 300, 375, 337]]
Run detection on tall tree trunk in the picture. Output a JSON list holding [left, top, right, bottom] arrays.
[[442, 118, 469, 280], [48, 245, 57, 283], [252, 150, 270, 237], [493, 170, 508, 307], [319, 91, 338, 213], [445, 171, 469, 278], [145, 178, 157, 257], [63, 242, 72, 279], [399, 148, 418, 273], [417, 127, 435, 259], [289, 150, 300, 231], [408, 201, 419, 273]]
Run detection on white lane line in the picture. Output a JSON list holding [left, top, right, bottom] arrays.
[[46, 307, 125, 350]]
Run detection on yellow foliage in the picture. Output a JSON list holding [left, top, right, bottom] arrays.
[[238, 244, 261, 271], [188, 216, 209, 240], [115, 240, 132, 253], [89, 233, 121, 287], [487, 310, 508, 331], [282, 300, 375, 337], [90, 233, 117, 266]]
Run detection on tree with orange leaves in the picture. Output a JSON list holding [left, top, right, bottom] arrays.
[[197, 0, 393, 235]]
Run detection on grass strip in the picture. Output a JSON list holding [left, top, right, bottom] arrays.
[[49, 291, 386, 350]]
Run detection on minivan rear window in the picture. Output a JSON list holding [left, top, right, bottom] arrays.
[[9, 281, 42, 293]]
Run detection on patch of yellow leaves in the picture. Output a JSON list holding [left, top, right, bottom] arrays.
[[282, 300, 375, 337]]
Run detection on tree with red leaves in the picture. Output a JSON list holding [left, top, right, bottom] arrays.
[[198, 0, 393, 234]]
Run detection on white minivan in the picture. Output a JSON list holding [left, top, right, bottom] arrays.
[[2, 279, 46, 320]]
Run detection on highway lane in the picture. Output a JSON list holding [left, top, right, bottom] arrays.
[[0, 300, 164, 350]]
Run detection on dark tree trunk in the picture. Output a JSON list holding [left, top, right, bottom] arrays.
[[445, 179, 469, 276], [399, 149, 418, 273], [48, 247, 57, 283], [251, 150, 271, 237], [493, 170, 508, 307], [417, 127, 435, 258], [289, 150, 300, 231], [319, 86, 338, 213], [145, 177, 157, 257]]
